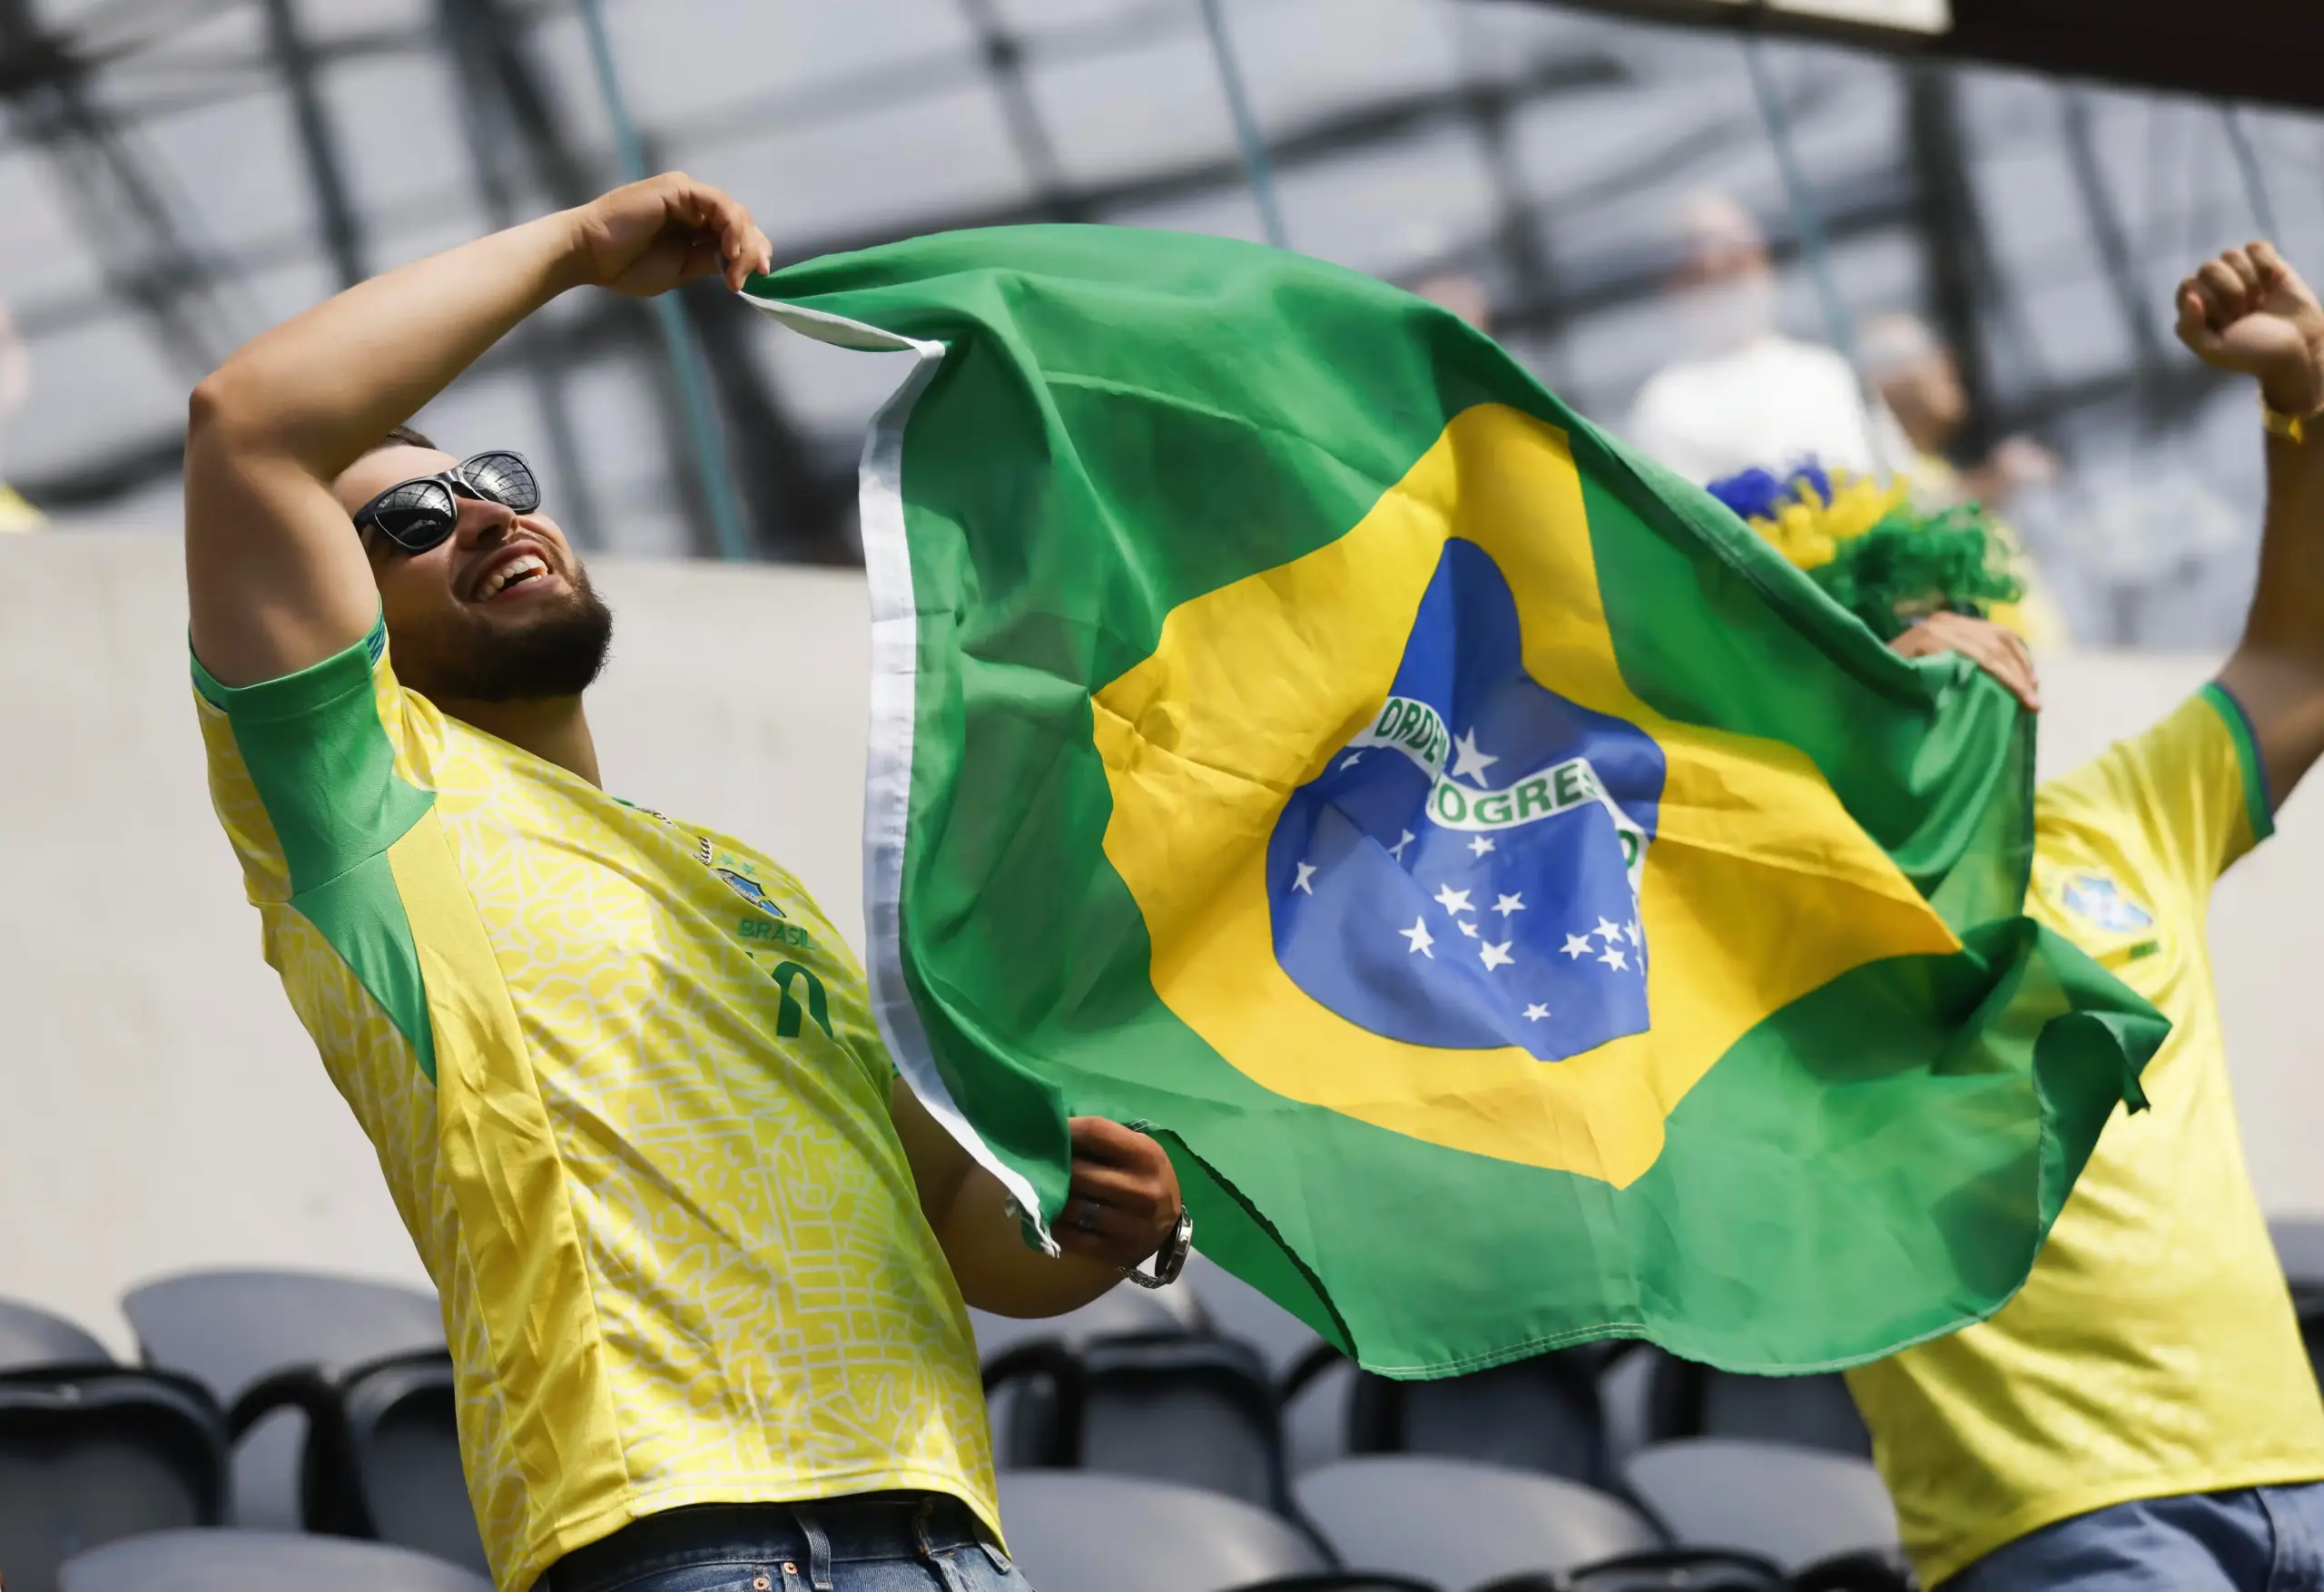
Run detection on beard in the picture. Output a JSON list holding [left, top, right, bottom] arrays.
[[396, 569, 614, 705]]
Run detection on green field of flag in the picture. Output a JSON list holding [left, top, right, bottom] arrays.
[[745, 226, 2165, 1376]]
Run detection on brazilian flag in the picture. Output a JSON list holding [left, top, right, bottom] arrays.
[[745, 228, 2164, 1375]]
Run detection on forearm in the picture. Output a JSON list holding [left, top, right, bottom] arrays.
[[937, 1164, 1133, 1319], [189, 211, 583, 475], [2220, 415, 2324, 805]]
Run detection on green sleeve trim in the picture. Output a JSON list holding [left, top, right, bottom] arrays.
[[295, 853, 438, 1084], [192, 615, 389, 714], [195, 614, 438, 1081], [191, 615, 427, 889], [2201, 681, 2275, 846]]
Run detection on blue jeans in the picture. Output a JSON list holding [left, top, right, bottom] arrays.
[[537, 1495, 1027, 1592], [1947, 1482, 2324, 1592]]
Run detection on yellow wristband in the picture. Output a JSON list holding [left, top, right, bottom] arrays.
[[2262, 396, 2317, 442]]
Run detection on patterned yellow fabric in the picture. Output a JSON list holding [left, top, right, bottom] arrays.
[[0, 481, 42, 532], [195, 619, 998, 1592], [1848, 689, 2324, 1587]]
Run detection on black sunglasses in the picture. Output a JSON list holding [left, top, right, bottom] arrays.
[[352, 449, 541, 554]]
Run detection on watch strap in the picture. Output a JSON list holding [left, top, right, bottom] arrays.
[[1125, 1208, 1193, 1289]]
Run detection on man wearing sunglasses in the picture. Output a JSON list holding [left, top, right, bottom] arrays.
[[183, 173, 1186, 1592]]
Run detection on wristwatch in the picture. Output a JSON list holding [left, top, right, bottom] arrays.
[[1125, 1207, 1193, 1289]]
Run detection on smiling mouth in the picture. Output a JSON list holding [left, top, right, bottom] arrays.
[[475, 552, 552, 602]]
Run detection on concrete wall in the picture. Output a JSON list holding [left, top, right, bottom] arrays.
[[2, 534, 2316, 1354]]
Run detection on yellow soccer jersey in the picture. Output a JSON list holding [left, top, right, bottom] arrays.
[[1848, 687, 2324, 1587], [194, 618, 998, 1591]]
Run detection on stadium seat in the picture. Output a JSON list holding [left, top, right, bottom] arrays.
[[986, 1331, 1293, 1514], [1295, 1454, 1662, 1588], [1184, 1252, 1332, 1378], [1638, 1349, 1873, 1457], [2276, 1218, 2324, 1392], [969, 1279, 1203, 1362], [996, 1469, 1356, 1592], [120, 1268, 447, 1406], [58, 1528, 490, 1592], [120, 1268, 447, 1532], [2270, 1216, 2324, 1294], [1478, 1549, 1789, 1591], [231, 1348, 485, 1572], [0, 1366, 228, 1592], [1621, 1438, 1905, 1581], [0, 1296, 113, 1372], [1342, 1347, 1612, 1489]]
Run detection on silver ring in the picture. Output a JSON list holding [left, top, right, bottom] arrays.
[[1073, 1200, 1103, 1233]]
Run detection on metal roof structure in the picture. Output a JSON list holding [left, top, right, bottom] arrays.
[[2, 0, 2321, 644]]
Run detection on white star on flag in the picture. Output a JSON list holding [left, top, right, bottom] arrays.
[[1494, 893, 1524, 917], [1468, 835, 1496, 857], [1561, 934, 1593, 960], [1480, 940, 1514, 970], [1293, 861, 1316, 894], [1449, 728, 1501, 786], [1458, 921, 1480, 938], [1387, 829, 1415, 861], [1433, 883, 1472, 915], [1523, 1003, 1551, 1022], [1339, 752, 1364, 771], [1599, 944, 1628, 971], [1595, 916, 1623, 943], [1401, 918, 1435, 958]]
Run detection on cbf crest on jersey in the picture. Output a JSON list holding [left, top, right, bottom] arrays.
[[1269, 539, 1659, 1062], [2061, 873, 2155, 936]]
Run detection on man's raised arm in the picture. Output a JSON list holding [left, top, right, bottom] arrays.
[[183, 174, 771, 687], [2179, 241, 2324, 809]]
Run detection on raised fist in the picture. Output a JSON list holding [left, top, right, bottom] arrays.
[[2175, 241, 2324, 418]]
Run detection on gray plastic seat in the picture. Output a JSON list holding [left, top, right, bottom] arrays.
[[122, 1270, 445, 1400], [121, 1269, 444, 1531], [970, 1280, 1203, 1362], [1622, 1438, 1901, 1572], [1296, 1455, 1661, 1588], [1639, 1349, 1871, 1458], [1184, 1252, 1331, 1378], [990, 1332, 1291, 1511], [1182, 1254, 1354, 1474], [1346, 1349, 1612, 1489], [2272, 1217, 2324, 1297], [60, 1528, 490, 1592], [0, 1370, 227, 1592], [0, 1297, 113, 1371], [1000, 1469, 1333, 1592]]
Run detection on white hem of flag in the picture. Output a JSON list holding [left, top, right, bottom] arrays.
[[741, 290, 1056, 1253]]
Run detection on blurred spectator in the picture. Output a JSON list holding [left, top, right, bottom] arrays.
[[0, 296, 39, 532], [1859, 311, 2058, 511], [1859, 311, 2068, 644], [1625, 192, 1911, 486], [1413, 271, 1493, 334]]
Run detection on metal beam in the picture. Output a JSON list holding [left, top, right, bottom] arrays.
[[956, 0, 1079, 219], [679, 280, 856, 563], [436, 0, 601, 547], [441, 0, 733, 556], [12, 25, 1630, 353], [259, 0, 365, 288], [0, 0, 250, 375], [2059, 85, 2167, 415], [1513, 0, 2324, 113], [1902, 62, 1997, 458]]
